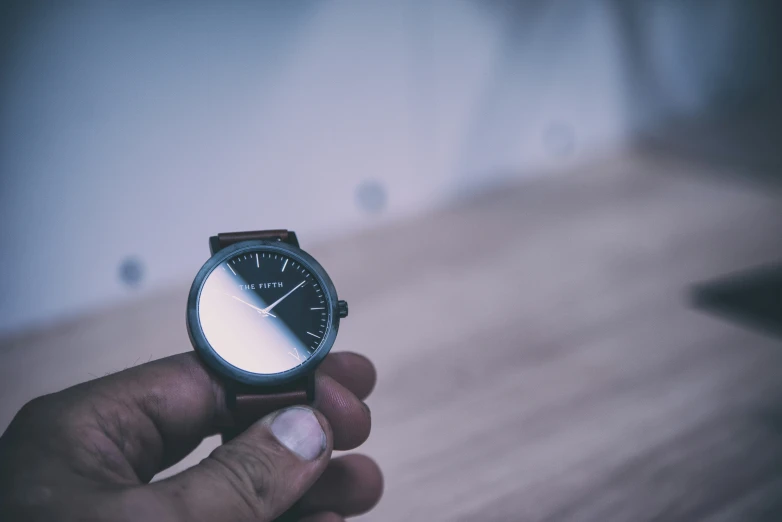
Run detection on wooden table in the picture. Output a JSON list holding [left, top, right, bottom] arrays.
[[2, 150, 782, 521]]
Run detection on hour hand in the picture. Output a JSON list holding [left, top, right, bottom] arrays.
[[228, 294, 276, 317]]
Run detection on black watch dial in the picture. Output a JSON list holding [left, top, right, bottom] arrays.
[[197, 249, 331, 375]]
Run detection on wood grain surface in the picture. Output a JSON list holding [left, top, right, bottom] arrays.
[[2, 151, 781, 521]]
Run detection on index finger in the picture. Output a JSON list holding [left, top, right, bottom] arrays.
[[9, 351, 375, 484]]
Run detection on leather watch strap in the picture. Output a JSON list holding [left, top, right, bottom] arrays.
[[214, 228, 310, 442], [211, 229, 299, 254], [222, 376, 314, 442]]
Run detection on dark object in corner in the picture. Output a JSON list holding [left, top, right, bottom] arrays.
[[691, 262, 782, 339]]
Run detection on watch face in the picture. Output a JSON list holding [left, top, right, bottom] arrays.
[[196, 248, 332, 375]]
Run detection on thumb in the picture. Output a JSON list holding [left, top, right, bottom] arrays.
[[147, 406, 332, 522]]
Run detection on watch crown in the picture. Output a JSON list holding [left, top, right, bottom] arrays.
[[338, 300, 349, 318]]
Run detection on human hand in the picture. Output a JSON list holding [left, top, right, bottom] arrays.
[[0, 351, 382, 521]]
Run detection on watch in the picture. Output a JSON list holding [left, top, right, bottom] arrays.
[[186, 229, 348, 441]]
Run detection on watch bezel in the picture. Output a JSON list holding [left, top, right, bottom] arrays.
[[187, 240, 340, 387]]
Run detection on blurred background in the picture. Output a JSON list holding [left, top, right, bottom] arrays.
[[1, 1, 781, 520]]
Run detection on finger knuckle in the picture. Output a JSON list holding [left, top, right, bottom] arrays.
[[11, 396, 53, 431]]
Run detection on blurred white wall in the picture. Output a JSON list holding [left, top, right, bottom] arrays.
[[0, 0, 774, 335]]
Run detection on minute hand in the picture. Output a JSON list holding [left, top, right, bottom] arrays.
[[261, 280, 306, 314]]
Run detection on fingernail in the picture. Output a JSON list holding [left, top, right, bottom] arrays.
[[270, 407, 326, 461]]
